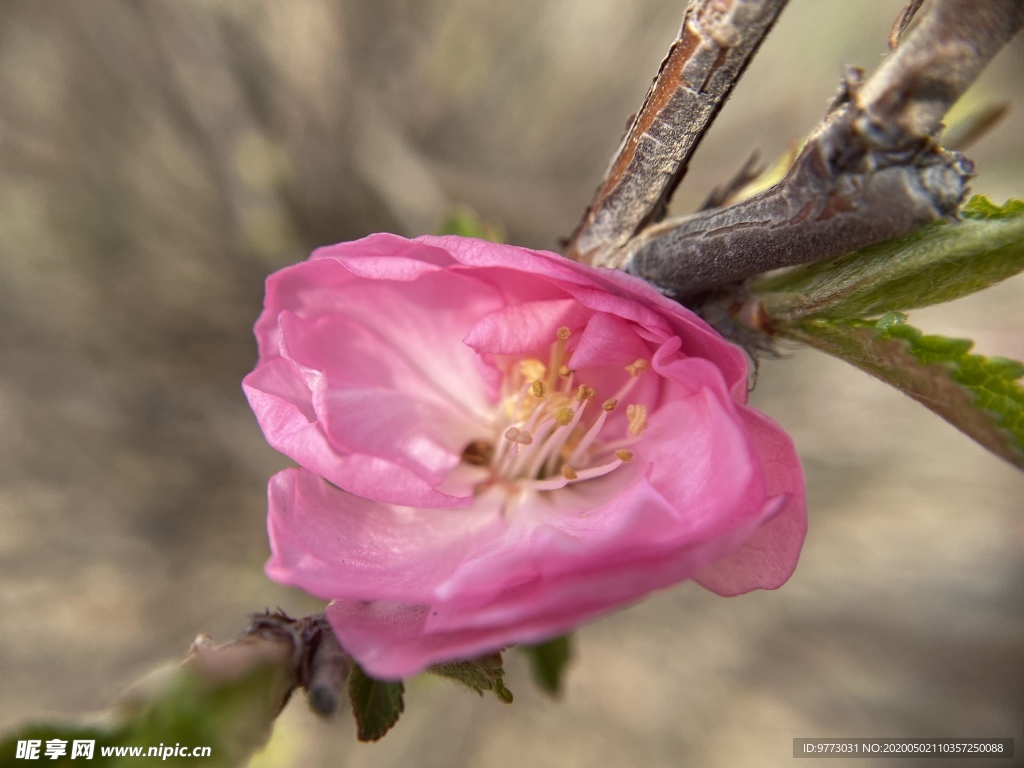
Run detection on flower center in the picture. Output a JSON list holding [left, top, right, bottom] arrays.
[[462, 326, 650, 495]]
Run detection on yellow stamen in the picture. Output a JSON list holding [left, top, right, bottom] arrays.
[[625, 358, 649, 377], [488, 333, 644, 493], [576, 384, 596, 403], [554, 407, 575, 426], [625, 403, 648, 436], [546, 327, 572, 391]]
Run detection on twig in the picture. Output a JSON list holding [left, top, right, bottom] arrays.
[[186, 610, 353, 718], [888, 0, 926, 50], [610, 0, 1024, 300], [562, 0, 789, 266]]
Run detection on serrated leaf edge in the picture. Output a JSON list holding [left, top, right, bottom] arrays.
[[786, 314, 1024, 468]]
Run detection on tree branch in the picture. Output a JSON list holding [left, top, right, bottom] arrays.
[[612, 0, 1024, 300], [562, 0, 789, 266]]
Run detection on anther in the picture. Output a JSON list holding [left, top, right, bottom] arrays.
[[504, 427, 534, 445], [625, 404, 648, 436], [554, 407, 575, 426], [531, 380, 547, 398], [614, 449, 634, 462], [625, 359, 649, 377], [557, 327, 571, 341], [576, 384, 596, 403], [602, 398, 618, 411], [561, 465, 578, 480]]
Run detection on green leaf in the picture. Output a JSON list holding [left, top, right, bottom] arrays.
[[782, 312, 1024, 468], [520, 635, 573, 696], [961, 195, 1024, 220], [428, 652, 513, 703], [436, 206, 504, 242], [752, 196, 1024, 324], [347, 665, 405, 742]]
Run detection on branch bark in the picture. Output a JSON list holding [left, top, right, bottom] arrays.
[[186, 610, 352, 719], [562, 0, 789, 266], [610, 0, 1024, 300]]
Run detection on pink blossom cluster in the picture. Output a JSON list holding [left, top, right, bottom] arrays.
[[244, 234, 806, 679]]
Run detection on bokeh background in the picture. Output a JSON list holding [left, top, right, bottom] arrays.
[[1, 1, 1022, 766]]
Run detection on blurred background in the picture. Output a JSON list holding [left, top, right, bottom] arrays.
[[1, 1, 1022, 766]]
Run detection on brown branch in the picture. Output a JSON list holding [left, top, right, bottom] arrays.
[[562, 0, 789, 266], [614, 0, 1024, 300], [888, 0, 926, 50]]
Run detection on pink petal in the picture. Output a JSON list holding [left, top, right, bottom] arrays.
[[244, 357, 474, 509], [695, 405, 807, 595], [326, 601, 530, 680], [249, 256, 511, 506], [266, 469, 505, 603], [325, 477, 783, 679], [312, 233, 457, 270], [642, 393, 764, 526], [463, 299, 590, 357], [421, 236, 596, 288], [568, 312, 655, 370]]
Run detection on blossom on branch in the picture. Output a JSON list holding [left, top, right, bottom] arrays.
[[243, 234, 806, 679]]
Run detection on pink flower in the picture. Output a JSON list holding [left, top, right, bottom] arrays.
[[244, 234, 805, 679]]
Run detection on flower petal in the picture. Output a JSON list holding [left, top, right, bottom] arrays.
[[244, 357, 474, 508], [695, 405, 807, 595], [568, 312, 655, 370], [266, 469, 505, 603], [463, 299, 589, 357], [326, 601, 519, 681]]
